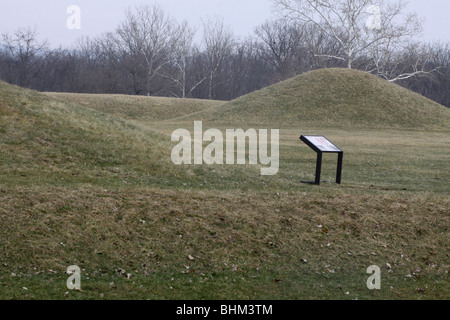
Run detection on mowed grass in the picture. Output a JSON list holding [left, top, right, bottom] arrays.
[[186, 68, 450, 129], [0, 70, 449, 300], [46, 92, 224, 124], [1, 186, 448, 300]]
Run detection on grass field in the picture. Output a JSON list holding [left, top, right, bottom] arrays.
[[0, 69, 449, 300]]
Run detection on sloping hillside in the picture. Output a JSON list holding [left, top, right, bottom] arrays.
[[45, 92, 224, 123], [0, 81, 179, 187], [192, 68, 450, 129]]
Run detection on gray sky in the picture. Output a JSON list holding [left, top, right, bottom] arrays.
[[0, 0, 448, 48]]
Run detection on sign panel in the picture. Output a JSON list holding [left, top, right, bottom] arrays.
[[301, 136, 342, 153]]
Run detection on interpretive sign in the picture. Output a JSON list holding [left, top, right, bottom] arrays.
[[300, 135, 343, 153], [300, 135, 344, 185]]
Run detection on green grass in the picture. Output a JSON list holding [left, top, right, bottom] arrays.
[[1, 186, 448, 300], [0, 69, 449, 300], [46, 92, 224, 123]]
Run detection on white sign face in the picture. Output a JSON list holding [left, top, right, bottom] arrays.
[[304, 136, 342, 152]]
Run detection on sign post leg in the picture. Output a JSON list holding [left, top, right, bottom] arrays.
[[336, 153, 343, 184], [315, 152, 323, 185]]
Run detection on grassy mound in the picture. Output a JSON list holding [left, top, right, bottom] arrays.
[[194, 68, 450, 129], [0, 81, 185, 187], [45, 92, 224, 123]]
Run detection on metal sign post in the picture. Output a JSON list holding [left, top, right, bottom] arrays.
[[300, 135, 344, 185]]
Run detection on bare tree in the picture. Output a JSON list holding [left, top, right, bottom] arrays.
[[201, 17, 235, 99], [256, 20, 305, 78], [396, 42, 450, 107], [274, 0, 425, 77], [367, 42, 441, 82], [114, 4, 185, 95], [1, 26, 49, 87], [160, 23, 209, 98], [163, 22, 196, 98]]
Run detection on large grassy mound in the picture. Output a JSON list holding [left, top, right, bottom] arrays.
[[193, 68, 450, 129]]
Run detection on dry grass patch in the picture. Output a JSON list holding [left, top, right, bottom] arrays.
[[1, 186, 447, 277]]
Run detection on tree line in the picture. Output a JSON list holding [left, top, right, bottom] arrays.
[[0, 3, 449, 107]]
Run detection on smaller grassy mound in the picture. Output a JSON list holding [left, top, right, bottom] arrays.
[[194, 68, 450, 129], [46, 92, 224, 123], [0, 81, 187, 187]]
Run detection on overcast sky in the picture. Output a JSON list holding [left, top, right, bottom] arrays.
[[0, 0, 449, 48]]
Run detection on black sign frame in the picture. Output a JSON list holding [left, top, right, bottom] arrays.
[[300, 135, 344, 185]]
